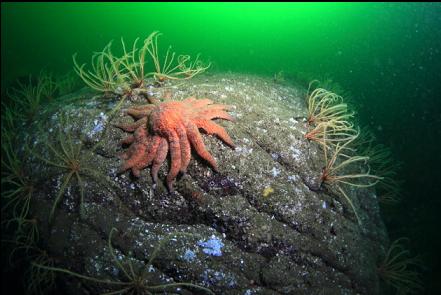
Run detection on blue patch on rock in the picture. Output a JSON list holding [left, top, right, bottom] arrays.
[[182, 249, 196, 262], [197, 235, 224, 256], [201, 268, 237, 287], [89, 112, 108, 137]]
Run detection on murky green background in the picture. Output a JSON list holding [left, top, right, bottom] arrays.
[[2, 3, 440, 293]]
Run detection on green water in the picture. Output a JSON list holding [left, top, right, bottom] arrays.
[[2, 2, 441, 293]]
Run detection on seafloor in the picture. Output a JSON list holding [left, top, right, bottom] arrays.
[[8, 73, 388, 294]]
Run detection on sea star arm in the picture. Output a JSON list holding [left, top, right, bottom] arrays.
[[134, 135, 161, 171], [120, 135, 135, 146], [126, 105, 155, 119], [118, 128, 149, 173], [199, 109, 234, 121], [166, 130, 182, 191], [202, 104, 232, 112], [151, 138, 168, 184], [119, 127, 148, 160], [194, 119, 235, 148], [186, 121, 218, 172], [187, 98, 213, 108], [114, 117, 148, 132], [176, 124, 191, 173], [182, 96, 197, 103], [131, 167, 142, 177], [128, 104, 156, 111]]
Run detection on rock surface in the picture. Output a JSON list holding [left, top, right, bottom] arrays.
[[24, 73, 388, 294]]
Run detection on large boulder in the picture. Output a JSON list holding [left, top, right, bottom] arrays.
[[23, 74, 388, 294]]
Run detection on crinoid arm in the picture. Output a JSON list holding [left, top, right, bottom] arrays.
[[73, 32, 210, 97], [320, 131, 383, 225], [145, 31, 210, 82], [358, 140, 403, 204], [306, 82, 354, 126], [377, 238, 423, 294], [73, 41, 133, 95], [32, 228, 215, 294], [305, 120, 358, 151]]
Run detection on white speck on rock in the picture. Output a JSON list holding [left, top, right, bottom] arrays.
[[288, 175, 299, 182], [289, 145, 302, 161], [235, 146, 253, 156], [225, 86, 234, 92], [289, 117, 299, 124], [271, 167, 281, 177]]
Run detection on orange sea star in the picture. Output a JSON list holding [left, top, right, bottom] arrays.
[[116, 97, 235, 191]]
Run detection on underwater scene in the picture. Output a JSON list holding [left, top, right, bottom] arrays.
[[1, 2, 440, 295]]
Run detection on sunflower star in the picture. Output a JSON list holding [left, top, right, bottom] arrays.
[[116, 97, 235, 191]]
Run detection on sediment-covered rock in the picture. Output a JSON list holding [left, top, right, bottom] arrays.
[[23, 74, 388, 294]]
